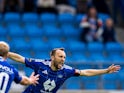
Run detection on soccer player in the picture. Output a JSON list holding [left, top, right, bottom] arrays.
[[7, 47, 120, 93], [0, 41, 39, 93]]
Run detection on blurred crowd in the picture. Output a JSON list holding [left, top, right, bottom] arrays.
[[0, 0, 123, 44], [0, 0, 114, 14], [79, 6, 116, 44]]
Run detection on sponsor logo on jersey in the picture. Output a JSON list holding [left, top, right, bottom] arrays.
[[43, 79, 56, 92], [0, 64, 13, 73], [42, 70, 48, 75], [57, 74, 63, 78]]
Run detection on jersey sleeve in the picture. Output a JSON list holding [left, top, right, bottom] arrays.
[[13, 68, 22, 84], [64, 65, 77, 78], [25, 58, 45, 70]]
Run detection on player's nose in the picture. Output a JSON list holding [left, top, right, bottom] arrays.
[[61, 58, 65, 62]]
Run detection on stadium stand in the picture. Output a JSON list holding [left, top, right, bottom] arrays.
[[4, 12, 21, 25], [40, 13, 57, 26], [0, 11, 124, 91]]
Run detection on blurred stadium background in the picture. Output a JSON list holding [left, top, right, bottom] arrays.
[[0, 0, 124, 93]]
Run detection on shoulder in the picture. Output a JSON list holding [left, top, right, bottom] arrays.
[[62, 64, 74, 70], [25, 58, 51, 65]]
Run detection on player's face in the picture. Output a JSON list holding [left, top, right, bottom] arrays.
[[89, 8, 97, 17], [52, 50, 66, 70]]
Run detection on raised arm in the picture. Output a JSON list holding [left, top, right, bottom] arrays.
[[20, 72, 39, 85], [77, 64, 120, 76], [7, 52, 25, 63]]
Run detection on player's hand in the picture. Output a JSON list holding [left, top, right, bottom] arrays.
[[107, 64, 121, 73], [29, 72, 39, 86]]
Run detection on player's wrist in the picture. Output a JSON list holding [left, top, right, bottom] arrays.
[[28, 78, 33, 85], [105, 69, 109, 73]]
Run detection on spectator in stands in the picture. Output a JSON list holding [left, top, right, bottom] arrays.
[[7, 48, 120, 93], [36, 0, 58, 14], [0, 41, 39, 93], [0, 0, 4, 13], [80, 6, 103, 43], [90, 0, 110, 15], [112, 0, 124, 25], [23, 0, 35, 12], [1, 0, 23, 13], [102, 18, 117, 43], [76, 0, 88, 14], [55, 0, 76, 14]]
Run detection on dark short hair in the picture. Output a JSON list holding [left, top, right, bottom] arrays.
[[50, 48, 64, 56]]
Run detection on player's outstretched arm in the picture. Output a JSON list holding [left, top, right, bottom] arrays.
[[79, 64, 120, 76], [20, 72, 39, 85], [7, 52, 25, 63]]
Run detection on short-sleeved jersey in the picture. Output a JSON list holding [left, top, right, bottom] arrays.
[[0, 57, 22, 93], [23, 58, 78, 93]]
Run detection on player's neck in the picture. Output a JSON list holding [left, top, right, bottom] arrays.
[[51, 62, 58, 71]]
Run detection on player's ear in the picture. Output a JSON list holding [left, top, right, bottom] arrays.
[[51, 55, 54, 60]]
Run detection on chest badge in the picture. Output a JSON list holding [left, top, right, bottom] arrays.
[[42, 70, 48, 75]]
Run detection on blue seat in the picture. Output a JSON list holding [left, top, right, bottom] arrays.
[[18, 51, 32, 58], [43, 25, 62, 38], [89, 54, 106, 62], [34, 52, 50, 59], [65, 77, 82, 89], [4, 12, 20, 24], [61, 25, 80, 40], [0, 14, 2, 19], [69, 41, 86, 54], [30, 38, 49, 52], [102, 74, 118, 81], [48, 39, 67, 49], [58, 13, 75, 26], [7, 24, 25, 37], [22, 13, 39, 24], [40, 13, 57, 26], [84, 81, 98, 89], [0, 26, 7, 36], [25, 24, 43, 37], [82, 76, 99, 81], [118, 71, 124, 89], [108, 54, 124, 63], [98, 13, 110, 24], [87, 42, 104, 55], [75, 14, 85, 23], [103, 81, 117, 89], [77, 63, 96, 69], [105, 42, 123, 56], [119, 72, 124, 82], [102, 74, 118, 89], [24, 67, 34, 77], [0, 37, 8, 42], [71, 53, 88, 62], [0, 14, 3, 23], [11, 38, 30, 52]]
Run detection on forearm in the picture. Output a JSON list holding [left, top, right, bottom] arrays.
[[80, 69, 109, 76], [7, 52, 25, 63], [20, 76, 32, 85]]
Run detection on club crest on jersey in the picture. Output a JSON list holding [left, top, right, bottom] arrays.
[[42, 70, 48, 75], [57, 74, 63, 78]]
